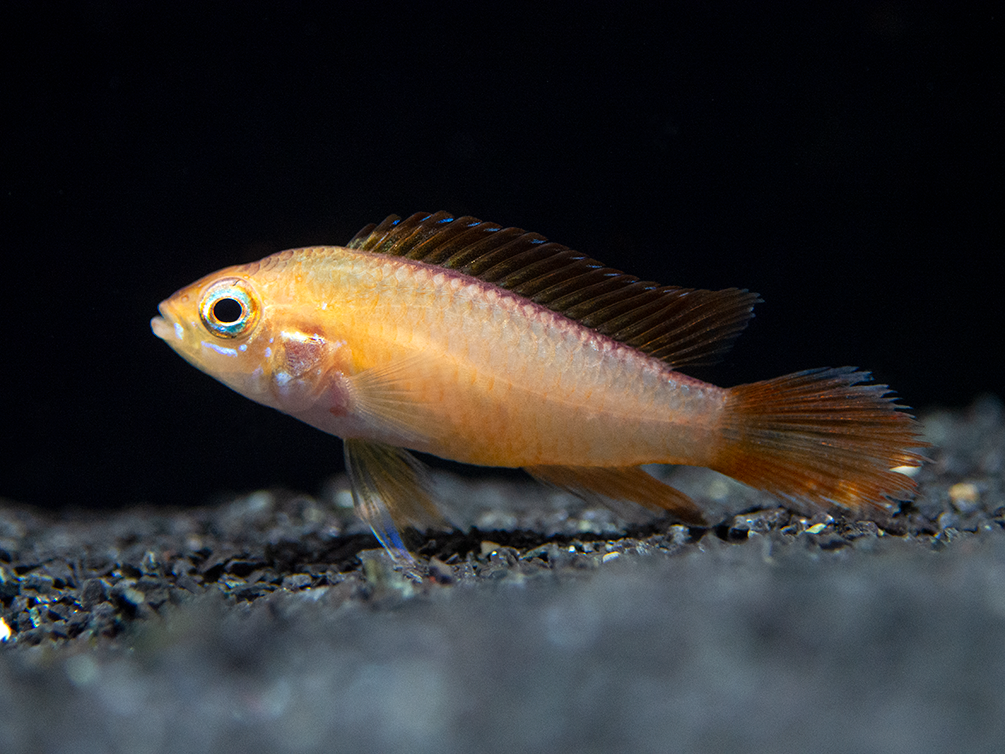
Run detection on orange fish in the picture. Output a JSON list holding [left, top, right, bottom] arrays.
[[152, 212, 926, 561]]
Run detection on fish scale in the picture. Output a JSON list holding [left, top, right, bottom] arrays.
[[354, 262, 685, 466]]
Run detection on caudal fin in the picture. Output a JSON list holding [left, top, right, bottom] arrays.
[[713, 367, 927, 514]]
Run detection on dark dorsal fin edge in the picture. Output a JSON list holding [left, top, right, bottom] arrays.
[[347, 211, 760, 369]]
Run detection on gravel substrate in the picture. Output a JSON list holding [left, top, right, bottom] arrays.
[[1, 396, 1003, 753]]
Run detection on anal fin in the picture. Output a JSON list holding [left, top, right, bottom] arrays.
[[344, 439, 448, 563], [524, 465, 707, 526]]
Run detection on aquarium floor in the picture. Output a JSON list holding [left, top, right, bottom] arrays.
[[1, 397, 1003, 753]]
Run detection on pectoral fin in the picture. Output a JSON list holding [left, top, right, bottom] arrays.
[[346, 353, 446, 447], [524, 465, 707, 526], [344, 438, 447, 563]]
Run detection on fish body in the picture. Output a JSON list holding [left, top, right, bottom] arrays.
[[153, 212, 926, 560]]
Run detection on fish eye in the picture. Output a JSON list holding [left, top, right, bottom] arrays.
[[199, 278, 261, 339]]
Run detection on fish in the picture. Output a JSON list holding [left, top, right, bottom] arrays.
[[152, 211, 927, 562]]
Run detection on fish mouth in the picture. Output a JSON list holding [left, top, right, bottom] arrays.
[[150, 315, 170, 341], [151, 303, 181, 343]]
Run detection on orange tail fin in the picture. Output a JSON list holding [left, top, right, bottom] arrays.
[[713, 367, 927, 514]]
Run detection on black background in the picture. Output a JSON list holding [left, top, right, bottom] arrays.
[[2, 2, 999, 511]]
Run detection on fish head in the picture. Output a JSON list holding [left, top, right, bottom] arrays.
[[152, 258, 350, 415]]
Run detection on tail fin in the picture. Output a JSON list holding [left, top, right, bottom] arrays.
[[713, 367, 927, 514]]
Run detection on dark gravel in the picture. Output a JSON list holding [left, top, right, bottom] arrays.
[[1, 396, 1003, 753]]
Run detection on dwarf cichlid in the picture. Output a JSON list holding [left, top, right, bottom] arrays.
[[152, 212, 926, 561]]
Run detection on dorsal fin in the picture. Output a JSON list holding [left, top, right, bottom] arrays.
[[348, 211, 760, 368]]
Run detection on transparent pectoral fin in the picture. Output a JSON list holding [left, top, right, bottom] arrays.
[[344, 439, 447, 563], [347, 353, 447, 447]]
